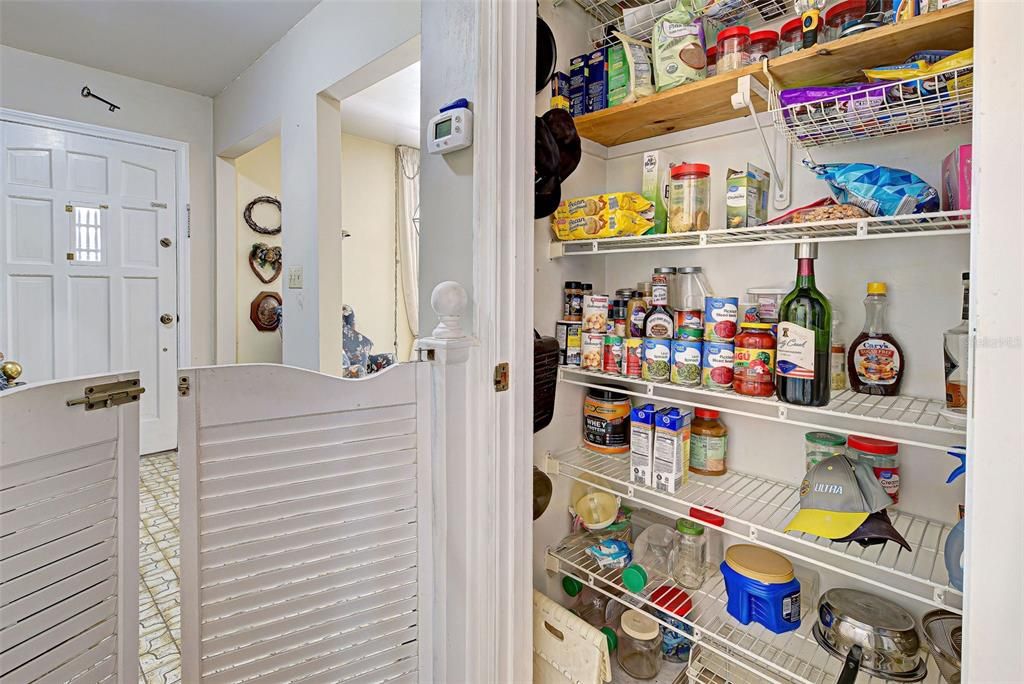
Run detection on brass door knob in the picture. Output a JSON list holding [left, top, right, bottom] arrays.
[[160, 313, 174, 325]]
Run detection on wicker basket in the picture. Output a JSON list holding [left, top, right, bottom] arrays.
[[534, 331, 559, 432]]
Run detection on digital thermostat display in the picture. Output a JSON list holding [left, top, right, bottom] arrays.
[[434, 118, 452, 139], [427, 105, 472, 155]]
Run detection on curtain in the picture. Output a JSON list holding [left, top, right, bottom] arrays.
[[396, 145, 420, 337]]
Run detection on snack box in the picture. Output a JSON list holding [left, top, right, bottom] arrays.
[[608, 43, 629, 107], [569, 55, 588, 118], [726, 164, 770, 228], [586, 48, 608, 114], [550, 71, 570, 112], [641, 151, 669, 234], [941, 144, 971, 211]]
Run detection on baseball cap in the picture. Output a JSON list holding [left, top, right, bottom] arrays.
[[831, 509, 913, 552], [785, 455, 893, 539]]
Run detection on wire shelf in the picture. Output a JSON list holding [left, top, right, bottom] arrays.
[[770, 65, 973, 149], [551, 447, 962, 612], [548, 536, 945, 684], [550, 210, 970, 257], [558, 367, 965, 452]]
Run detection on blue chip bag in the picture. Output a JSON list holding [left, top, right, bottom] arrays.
[[804, 161, 939, 216]]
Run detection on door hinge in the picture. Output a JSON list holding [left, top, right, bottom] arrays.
[[186, 203, 191, 238], [494, 362, 509, 392], [66, 379, 145, 411], [178, 376, 190, 397]]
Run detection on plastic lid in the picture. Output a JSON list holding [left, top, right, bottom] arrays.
[[585, 387, 629, 402], [621, 609, 660, 641], [706, 45, 717, 57], [695, 407, 720, 419], [600, 626, 618, 653], [676, 519, 705, 535], [565, 281, 580, 288], [725, 544, 795, 584], [740, 322, 773, 330], [562, 576, 584, 597], [805, 431, 847, 447], [654, 266, 678, 274], [717, 25, 751, 41], [749, 29, 779, 44], [826, 0, 868, 24], [781, 17, 803, 35], [847, 434, 898, 455], [867, 281, 887, 295], [621, 564, 649, 593], [678, 266, 703, 273], [651, 586, 693, 617], [689, 506, 726, 527], [582, 282, 593, 290], [670, 163, 711, 178]]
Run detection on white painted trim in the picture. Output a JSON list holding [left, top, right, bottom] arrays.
[[414, 360, 434, 683], [177, 369, 200, 683], [0, 107, 193, 366], [214, 156, 237, 363]]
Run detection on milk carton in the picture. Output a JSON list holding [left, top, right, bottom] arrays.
[[630, 403, 656, 486], [653, 407, 692, 493], [726, 164, 770, 228], [642, 151, 668, 234]]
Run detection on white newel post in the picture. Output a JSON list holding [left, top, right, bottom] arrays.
[[415, 281, 474, 684]]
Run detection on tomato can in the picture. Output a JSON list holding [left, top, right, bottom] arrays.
[[671, 339, 702, 386], [702, 341, 735, 389], [603, 335, 624, 374], [622, 338, 643, 377], [675, 309, 703, 338], [704, 297, 739, 342]]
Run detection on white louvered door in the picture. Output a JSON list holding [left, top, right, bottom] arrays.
[[178, 363, 432, 683], [0, 372, 140, 683]]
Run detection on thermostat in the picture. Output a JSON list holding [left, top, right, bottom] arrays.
[[427, 99, 472, 155]]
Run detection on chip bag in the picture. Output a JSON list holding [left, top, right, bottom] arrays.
[[804, 161, 939, 216], [556, 192, 655, 219], [552, 210, 655, 240]]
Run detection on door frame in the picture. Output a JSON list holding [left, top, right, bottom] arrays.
[[1, 107, 192, 366]]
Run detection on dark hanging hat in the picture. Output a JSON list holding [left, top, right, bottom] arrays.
[[535, 109, 582, 219]]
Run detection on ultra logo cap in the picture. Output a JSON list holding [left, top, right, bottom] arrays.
[[785, 455, 893, 539]]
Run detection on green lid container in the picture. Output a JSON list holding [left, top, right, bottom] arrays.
[[805, 431, 846, 447], [621, 564, 649, 593], [562, 576, 584, 597], [676, 519, 705, 535], [600, 626, 618, 653]]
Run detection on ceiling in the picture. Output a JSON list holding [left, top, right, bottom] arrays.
[[338, 61, 420, 148], [0, 0, 320, 97]]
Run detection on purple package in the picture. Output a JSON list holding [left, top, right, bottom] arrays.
[[778, 82, 888, 110]]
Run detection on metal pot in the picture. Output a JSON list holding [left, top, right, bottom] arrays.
[[812, 588, 927, 684], [922, 610, 962, 683]]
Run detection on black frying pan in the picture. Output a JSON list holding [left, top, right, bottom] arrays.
[[536, 17, 556, 93]]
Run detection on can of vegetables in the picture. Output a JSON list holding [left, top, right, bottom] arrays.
[[704, 297, 739, 342], [622, 338, 643, 377], [642, 338, 671, 383], [671, 339, 702, 386], [702, 341, 735, 390]]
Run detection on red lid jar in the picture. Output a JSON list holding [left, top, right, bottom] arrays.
[[716, 26, 751, 75], [825, 0, 868, 41], [847, 435, 900, 504], [733, 322, 776, 397], [847, 435, 898, 455], [749, 29, 779, 62], [779, 18, 803, 56], [670, 163, 711, 180]]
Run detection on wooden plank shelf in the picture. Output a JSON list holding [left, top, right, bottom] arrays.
[[573, 2, 974, 147]]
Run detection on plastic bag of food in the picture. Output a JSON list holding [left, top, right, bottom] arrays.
[[863, 48, 973, 101], [652, 0, 707, 92], [804, 161, 939, 216], [552, 210, 655, 240], [610, 31, 654, 105], [556, 192, 654, 219]]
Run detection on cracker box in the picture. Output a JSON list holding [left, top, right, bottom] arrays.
[[569, 55, 588, 118], [630, 403, 656, 487], [653, 407, 692, 494], [585, 48, 608, 114], [726, 164, 770, 229], [941, 144, 972, 211], [550, 71, 570, 112], [608, 44, 629, 107]]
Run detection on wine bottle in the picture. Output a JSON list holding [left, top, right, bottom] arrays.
[[776, 242, 832, 406]]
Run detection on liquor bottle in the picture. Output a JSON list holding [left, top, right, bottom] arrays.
[[776, 242, 831, 406], [848, 282, 905, 396], [943, 272, 969, 412], [643, 270, 674, 339]]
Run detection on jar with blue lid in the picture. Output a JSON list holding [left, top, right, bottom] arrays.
[[721, 544, 801, 634]]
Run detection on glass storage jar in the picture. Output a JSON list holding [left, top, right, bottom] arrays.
[[733, 322, 776, 397], [779, 18, 803, 55], [667, 164, 711, 233], [617, 610, 663, 680], [804, 431, 846, 471], [705, 45, 717, 77], [716, 26, 750, 74], [825, 0, 867, 41], [672, 266, 713, 331], [749, 30, 779, 62], [671, 519, 707, 589], [690, 408, 727, 476]]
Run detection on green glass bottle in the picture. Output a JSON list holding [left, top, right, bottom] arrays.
[[776, 241, 832, 406]]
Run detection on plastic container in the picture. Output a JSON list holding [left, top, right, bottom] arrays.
[[562, 576, 613, 628], [825, 0, 867, 41], [705, 46, 717, 77], [848, 435, 899, 504], [673, 266, 714, 331], [721, 545, 801, 634], [671, 519, 707, 589], [667, 164, 711, 233], [944, 518, 965, 591], [746, 287, 788, 323], [582, 387, 631, 455], [688, 507, 725, 567], [804, 431, 846, 471], [733, 322, 776, 397], [690, 408, 727, 475], [649, 586, 694, 663], [622, 523, 678, 592], [749, 30, 779, 62], [617, 610, 663, 679], [716, 26, 750, 74], [779, 17, 803, 56], [574, 491, 620, 530], [791, 563, 820, 619]]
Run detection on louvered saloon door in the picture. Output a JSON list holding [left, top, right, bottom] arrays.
[[178, 363, 432, 683]]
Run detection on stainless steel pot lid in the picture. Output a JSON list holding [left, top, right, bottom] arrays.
[[923, 610, 963, 665], [821, 588, 917, 634], [813, 623, 928, 682]]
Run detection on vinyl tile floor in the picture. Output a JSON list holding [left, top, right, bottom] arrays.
[[138, 451, 181, 684]]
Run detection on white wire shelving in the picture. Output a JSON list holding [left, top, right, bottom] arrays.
[[547, 447, 962, 612], [559, 367, 965, 452], [549, 211, 970, 257], [770, 66, 973, 149], [547, 535, 946, 684]]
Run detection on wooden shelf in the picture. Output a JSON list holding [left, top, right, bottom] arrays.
[[573, 2, 974, 147]]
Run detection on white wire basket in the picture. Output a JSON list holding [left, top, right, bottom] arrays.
[[769, 65, 974, 149]]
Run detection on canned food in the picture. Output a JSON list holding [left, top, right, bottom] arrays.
[[642, 338, 671, 382], [556, 321, 582, 366], [671, 339, 702, 386], [674, 310, 703, 338], [581, 332, 605, 371], [603, 335, 623, 374], [677, 327, 703, 341], [739, 302, 760, 324], [702, 341, 735, 389], [583, 295, 609, 333], [622, 338, 643, 377], [704, 297, 739, 342]]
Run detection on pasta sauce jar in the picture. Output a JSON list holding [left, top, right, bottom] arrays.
[[583, 388, 631, 455], [733, 322, 776, 397]]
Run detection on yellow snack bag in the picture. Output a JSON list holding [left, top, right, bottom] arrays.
[[552, 210, 654, 240], [555, 192, 655, 219]]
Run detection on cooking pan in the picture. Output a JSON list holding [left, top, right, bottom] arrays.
[[812, 588, 927, 684], [536, 17, 556, 93]]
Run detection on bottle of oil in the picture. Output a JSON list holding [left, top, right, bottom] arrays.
[[848, 282, 904, 396]]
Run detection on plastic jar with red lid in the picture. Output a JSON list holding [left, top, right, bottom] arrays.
[[779, 18, 803, 56], [668, 164, 711, 233], [706, 46, 717, 77], [733, 322, 776, 397], [716, 26, 751, 74], [847, 435, 900, 504], [825, 0, 867, 41], [749, 30, 779, 62]]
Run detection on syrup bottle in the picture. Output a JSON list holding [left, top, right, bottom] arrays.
[[848, 282, 905, 396]]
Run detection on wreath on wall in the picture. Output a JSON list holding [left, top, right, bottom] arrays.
[[249, 242, 282, 283], [244, 195, 282, 235]]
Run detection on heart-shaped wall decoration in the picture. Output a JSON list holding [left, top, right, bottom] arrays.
[[249, 242, 282, 284]]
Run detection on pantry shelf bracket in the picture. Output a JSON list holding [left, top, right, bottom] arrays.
[[731, 71, 792, 210]]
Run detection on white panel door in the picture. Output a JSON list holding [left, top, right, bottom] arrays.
[[0, 372, 139, 683], [0, 121, 177, 453]]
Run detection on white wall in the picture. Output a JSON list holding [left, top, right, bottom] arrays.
[[0, 45, 216, 364]]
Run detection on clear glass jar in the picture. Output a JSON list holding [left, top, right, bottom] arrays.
[[779, 18, 803, 55], [825, 0, 867, 41], [562, 576, 612, 628], [668, 164, 711, 233], [622, 523, 678, 592], [617, 610, 663, 680], [749, 30, 779, 62], [671, 519, 707, 589], [716, 26, 750, 74], [688, 507, 725, 567], [706, 46, 717, 77], [804, 431, 846, 471]]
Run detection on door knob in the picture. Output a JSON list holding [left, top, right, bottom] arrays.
[[160, 313, 174, 325]]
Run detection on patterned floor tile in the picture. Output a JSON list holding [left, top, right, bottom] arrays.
[[139, 451, 180, 684]]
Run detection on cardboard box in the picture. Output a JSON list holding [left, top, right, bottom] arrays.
[[630, 404, 656, 487], [550, 71, 570, 112], [569, 55, 587, 118], [941, 144, 972, 211], [641, 151, 668, 234], [653, 407, 692, 494], [726, 164, 770, 229], [607, 44, 629, 108], [585, 48, 608, 114]]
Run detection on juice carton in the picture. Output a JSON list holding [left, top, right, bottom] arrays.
[[550, 71, 570, 112], [585, 48, 608, 114], [630, 403, 656, 486], [941, 144, 972, 211], [641, 151, 669, 234], [653, 407, 692, 494], [569, 55, 588, 118], [726, 164, 770, 229]]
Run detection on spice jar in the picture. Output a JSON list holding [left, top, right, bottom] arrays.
[[583, 387, 630, 454], [563, 281, 582, 321], [805, 431, 846, 471], [716, 26, 751, 74], [733, 322, 776, 397], [847, 435, 899, 504], [637, 281, 654, 308], [627, 290, 648, 338], [825, 0, 867, 41], [779, 18, 803, 55], [690, 408, 727, 475], [705, 46, 717, 77], [612, 304, 628, 337], [749, 30, 779, 62], [617, 610, 663, 680], [671, 519, 707, 589], [582, 282, 593, 299], [668, 164, 711, 233]]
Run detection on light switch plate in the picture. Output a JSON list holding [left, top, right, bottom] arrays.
[[287, 266, 304, 289]]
